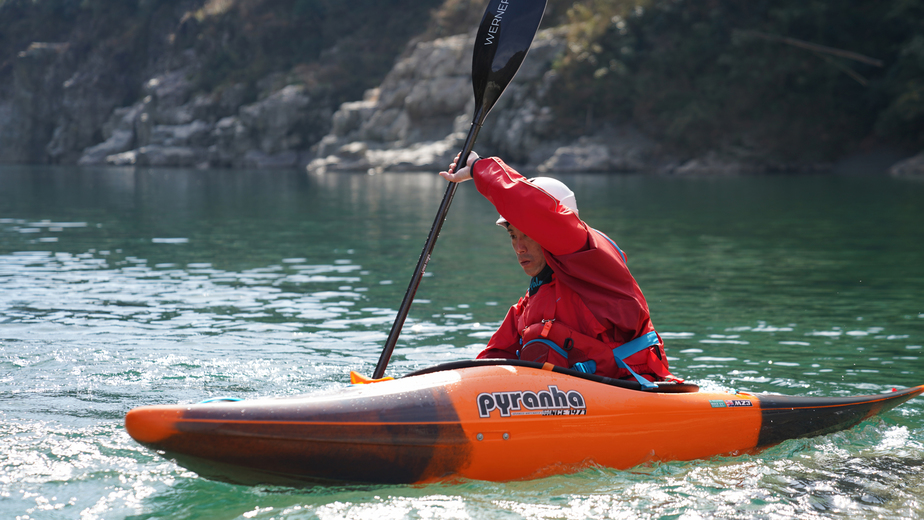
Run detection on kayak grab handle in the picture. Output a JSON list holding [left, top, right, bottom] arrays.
[[402, 359, 700, 393]]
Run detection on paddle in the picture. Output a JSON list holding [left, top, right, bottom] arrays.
[[372, 0, 548, 379]]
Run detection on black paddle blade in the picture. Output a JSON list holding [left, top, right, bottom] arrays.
[[472, 0, 548, 123]]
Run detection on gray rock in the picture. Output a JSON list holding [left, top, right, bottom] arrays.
[[0, 102, 16, 162], [150, 120, 212, 147], [239, 85, 312, 155], [888, 152, 924, 176], [540, 142, 612, 172], [102, 103, 144, 141], [538, 127, 655, 173], [210, 116, 250, 167], [669, 152, 762, 176], [78, 129, 135, 165], [156, 105, 196, 126], [242, 150, 300, 169], [2, 42, 71, 163], [144, 70, 193, 115], [105, 149, 139, 166], [308, 28, 573, 174], [331, 92, 378, 138], [106, 145, 205, 168], [86, 77, 325, 169], [366, 135, 463, 171], [0, 7, 348, 169], [404, 76, 470, 119], [77, 101, 145, 165], [50, 59, 189, 164], [359, 108, 411, 143], [81, 86, 226, 165], [218, 84, 248, 115], [187, 93, 222, 123], [305, 34, 475, 173], [306, 156, 362, 174]]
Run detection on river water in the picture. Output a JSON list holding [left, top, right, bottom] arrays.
[[1, 165, 922, 519]]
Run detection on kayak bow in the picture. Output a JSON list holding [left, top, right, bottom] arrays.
[[125, 362, 923, 485]]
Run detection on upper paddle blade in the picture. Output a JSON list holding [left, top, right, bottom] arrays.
[[471, 0, 548, 123]]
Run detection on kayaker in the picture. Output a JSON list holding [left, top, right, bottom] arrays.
[[439, 152, 673, 387]]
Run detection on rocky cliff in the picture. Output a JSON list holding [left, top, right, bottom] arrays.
[[0, 0, 444, 170], [2, 0, 921, 175], [1, 22, 657, 173], [308, 27, 665, 175], [77, 67, 331, 169]]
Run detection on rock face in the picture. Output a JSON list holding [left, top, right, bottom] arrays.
[[76, 71, 331, 169], [3, 11, 918, 175], [308, 33, 475, 174], [1, 42, 84, 164], [537, 127, 657, 173], [0, 27, 659, 173], [307, 28, 663, 174], [0, 33, 335, 170]]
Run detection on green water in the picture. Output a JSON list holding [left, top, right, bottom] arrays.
[[1, 165, 922, 519]]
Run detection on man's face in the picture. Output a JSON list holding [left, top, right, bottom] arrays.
[[507, 224, 547, 277]]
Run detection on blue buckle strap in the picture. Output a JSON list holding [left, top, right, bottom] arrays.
[[612, 331, 659, 389], [571, 360, 597, 374], [520, 338, 570, 360], [519, 329, 660, 389], [520, 337, 597, 374]]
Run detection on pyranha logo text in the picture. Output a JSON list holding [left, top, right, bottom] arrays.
[[477, 385, 586, 418]]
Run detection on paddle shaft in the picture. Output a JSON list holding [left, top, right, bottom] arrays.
[[373, 109, 485, 380], [371, 0, 548, 379]]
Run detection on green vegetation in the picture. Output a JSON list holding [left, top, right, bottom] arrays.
[[423, 0, 576, 39], [185, 0, 445, 101], [551, 0, 924, 161], [0, 0, 161, 102]]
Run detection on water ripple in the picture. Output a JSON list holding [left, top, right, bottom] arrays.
[[2, 170, 923, 520]]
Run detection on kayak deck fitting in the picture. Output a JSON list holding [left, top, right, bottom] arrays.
[[124, 360, 923, 486]]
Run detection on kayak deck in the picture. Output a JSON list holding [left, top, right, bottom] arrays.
[[124, 363, 923, 486]]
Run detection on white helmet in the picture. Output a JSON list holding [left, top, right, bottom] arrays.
[[496, 177, 579, 227]]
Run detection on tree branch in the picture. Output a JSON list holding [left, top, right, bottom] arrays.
[[737, 30, 884, 67]]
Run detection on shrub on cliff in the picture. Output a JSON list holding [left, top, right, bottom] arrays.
[[550, 0, 924, 161], [185, 0, 444, 103]]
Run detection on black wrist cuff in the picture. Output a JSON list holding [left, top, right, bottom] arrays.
[[469, 157, 483, 178]]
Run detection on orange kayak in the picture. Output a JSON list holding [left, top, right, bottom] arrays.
[[124, 360, 923, 485]]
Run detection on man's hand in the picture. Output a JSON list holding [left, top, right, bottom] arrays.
[[439, 151, 480, 183]]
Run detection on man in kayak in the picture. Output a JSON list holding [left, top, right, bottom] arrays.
[[440, 152, 673, 387]]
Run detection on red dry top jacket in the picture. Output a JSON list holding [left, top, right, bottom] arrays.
[[471, 157, 670, 381]]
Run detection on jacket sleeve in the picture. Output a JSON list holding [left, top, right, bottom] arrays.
[[471, 157, 588, 256], [477, 303, 520, 360]]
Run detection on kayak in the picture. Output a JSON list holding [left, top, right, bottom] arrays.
[[124, 359, 923, 486]]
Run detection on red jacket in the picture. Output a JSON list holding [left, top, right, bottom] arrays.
[[471, 157, 670, 380]]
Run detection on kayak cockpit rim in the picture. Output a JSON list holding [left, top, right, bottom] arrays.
[[401, 359, 700, 394]]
